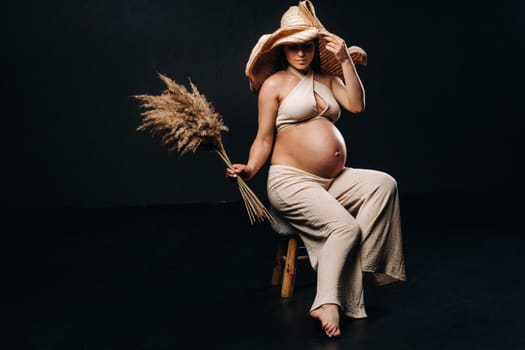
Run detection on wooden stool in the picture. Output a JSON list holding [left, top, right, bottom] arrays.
[[270, 209, 309, 298]]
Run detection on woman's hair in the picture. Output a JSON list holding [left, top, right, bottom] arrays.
[[277, 39, 321, 72]]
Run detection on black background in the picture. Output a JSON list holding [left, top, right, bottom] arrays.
[[2, 0, 524, 208]]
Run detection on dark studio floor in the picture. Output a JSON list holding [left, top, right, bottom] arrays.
[[1, 191, 524, 350]]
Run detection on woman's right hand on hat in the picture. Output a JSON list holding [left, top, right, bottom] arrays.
[[319, 31, 351, 64]]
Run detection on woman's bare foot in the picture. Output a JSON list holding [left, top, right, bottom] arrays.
[[310, 304, 341, 337]]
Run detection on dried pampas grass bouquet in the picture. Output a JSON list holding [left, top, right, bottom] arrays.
[[133, 73, 274, 225]]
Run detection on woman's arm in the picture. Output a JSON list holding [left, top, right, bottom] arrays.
[[227, 77, 280, 181], [319, 32, 365, 113]]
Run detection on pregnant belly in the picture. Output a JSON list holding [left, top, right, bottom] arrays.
[[272, 118, 347, 178]]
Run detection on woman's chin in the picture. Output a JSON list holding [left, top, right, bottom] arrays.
[[292, 63, 310, 72]]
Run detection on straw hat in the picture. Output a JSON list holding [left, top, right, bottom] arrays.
[[245, 0, 367, 92]]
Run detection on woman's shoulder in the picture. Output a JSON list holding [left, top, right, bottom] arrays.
[[260, 70, 289, 93], [265, 70, 289, 85]]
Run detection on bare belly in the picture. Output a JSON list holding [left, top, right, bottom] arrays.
[[272, 118, 347, 178]]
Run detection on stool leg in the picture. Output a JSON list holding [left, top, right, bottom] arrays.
[[271, 237, 286, 286], [281, 236, 299, 298]]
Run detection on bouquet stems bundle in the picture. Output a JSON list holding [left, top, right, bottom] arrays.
[[133, 73, 274, 225]]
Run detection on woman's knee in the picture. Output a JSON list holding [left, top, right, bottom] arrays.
[[383, 172, 398, 191], [374, 171, 398, 198]]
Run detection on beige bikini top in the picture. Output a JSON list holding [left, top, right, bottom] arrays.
[[275, 66, 341, 131]]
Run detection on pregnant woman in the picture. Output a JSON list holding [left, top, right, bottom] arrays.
[[226, 1, 406, 337]]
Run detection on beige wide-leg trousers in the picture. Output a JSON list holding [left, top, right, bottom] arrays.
[[267, 164, 407, 318]]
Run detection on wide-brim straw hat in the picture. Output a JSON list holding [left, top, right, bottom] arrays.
[[245, 0, 367, 93]]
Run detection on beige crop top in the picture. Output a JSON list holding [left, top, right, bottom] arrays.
[[275, 66, 341, 131]]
